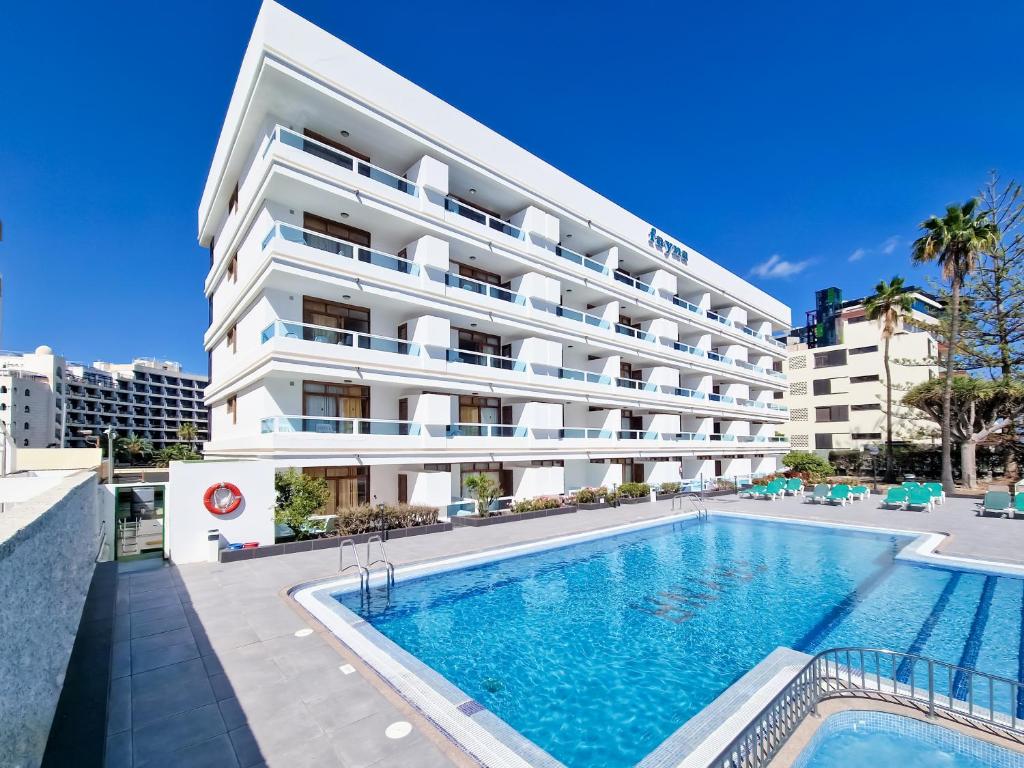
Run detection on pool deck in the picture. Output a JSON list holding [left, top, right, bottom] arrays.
[[102, 492, 1024, 767]]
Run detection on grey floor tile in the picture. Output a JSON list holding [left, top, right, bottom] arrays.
[[133, 702, 226, 764], [259, 733, 344, 768], [225, 701, 324, 764], [228, 726, 264, 768], [104, 729, 132, 768], [131, 636, 200, 675], [209, 672, 236, 701], [131, 658, 215, 728], [328, 712, 432, 768], [107, 675, 131, 735], [367, 738, 455, 768], [131, 611, 190, 640], [138, 733, 241, 768], [112, 639, 132, 679], [307, 684, 394, 735], [129, 590, 182, 614]]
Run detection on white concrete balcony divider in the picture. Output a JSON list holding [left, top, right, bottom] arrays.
[[269, 126, 419, 198]]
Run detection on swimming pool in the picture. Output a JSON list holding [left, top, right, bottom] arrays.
[[326, 516, 1024, 767], [793, 710, 1024, 768]]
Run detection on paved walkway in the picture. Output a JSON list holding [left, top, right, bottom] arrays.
[[103, 493, 1024, 767]]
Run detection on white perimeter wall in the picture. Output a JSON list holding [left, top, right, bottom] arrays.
[[167, 461, 276, 564]]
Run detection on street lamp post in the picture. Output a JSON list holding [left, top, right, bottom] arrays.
[[866, 444, 880, 493]]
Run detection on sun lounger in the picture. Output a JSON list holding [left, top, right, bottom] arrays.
[[739, 484, 765, 498], [881, 487, 909, 509], [906, 487, 934, 511], [977, 491, 1013, 518], [806, 484, 830, 504], [757, 479, 787, 500], [1015, 492, 1024, 520], [826, 484, 851, 506], [849, 485, 869, 500], [923, 482, 945, 505], [784, 478, 804, 497]]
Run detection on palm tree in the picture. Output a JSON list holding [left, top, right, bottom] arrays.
[[116, 433, 153, 466], [911, 199, 999, 493], [177, 422, 199, 452], [864, 276, 914, 481], [463, 473, 500, 517]]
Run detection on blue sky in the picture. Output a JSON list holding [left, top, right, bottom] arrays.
[[1, 1, 1021, 371]]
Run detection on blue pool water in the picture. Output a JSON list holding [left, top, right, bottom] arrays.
[[794, 710, 1024, 768], [336, 518, 1024, 767]]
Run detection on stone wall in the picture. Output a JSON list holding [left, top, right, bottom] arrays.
[[0, 471, 99, 768]]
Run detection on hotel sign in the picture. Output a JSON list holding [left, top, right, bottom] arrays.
[[648, 228, 688, 265]]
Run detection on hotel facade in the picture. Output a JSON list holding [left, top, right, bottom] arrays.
[[199, 1, 791, 513]]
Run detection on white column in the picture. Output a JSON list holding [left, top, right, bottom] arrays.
[[405, 155, 449, 211]]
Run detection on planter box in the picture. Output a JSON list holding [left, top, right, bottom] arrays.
[[218, 521, 453, 563], [577, 501, 611, 510], [620, 496, 648, 505], [656, 492, 681, 501], [451, 505, 576, 527]]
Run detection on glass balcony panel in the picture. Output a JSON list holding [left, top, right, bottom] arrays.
[[444, 198, 522, 239]]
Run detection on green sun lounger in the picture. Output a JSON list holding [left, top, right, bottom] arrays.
[[784, 478, 804, 496], [923, 482, 945, 505], [826, 484, 851, 506], [906, 487, 934, 511], [977, 491, 1012, 518], [849, 485, 869, 500], [806, 484, 830, 504], [740, 484, 766, 498], [881, 487, 909, 509], [1015, 492, 1024, 520], [758, 479, 787, 500]]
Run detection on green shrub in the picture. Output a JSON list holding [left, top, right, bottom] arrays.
[[275, 469, 331, 536], [333, 503, 439, 535], [509, 496, 562, 514], [781, 451, 834, 482], [574, 486, 608, 504], [619, 482, 650, 499], [464, 473, 501, 517], [658, 482, 681, 494]]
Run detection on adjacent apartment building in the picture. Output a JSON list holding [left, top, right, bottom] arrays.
[[0, 346, 208, 449], [780, 286, 942, 455], [198, 1, 791, 513]]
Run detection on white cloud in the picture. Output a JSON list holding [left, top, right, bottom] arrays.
[[751, 254, 813, 279], [848, 247, 868, 263], [880, 235, 900, 255]]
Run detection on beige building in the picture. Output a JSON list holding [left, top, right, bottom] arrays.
[[781, 287, 941, 455]]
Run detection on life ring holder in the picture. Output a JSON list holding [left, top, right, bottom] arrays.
[[204, 482, 243, 515]]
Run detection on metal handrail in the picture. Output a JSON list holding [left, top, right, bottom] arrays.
[[713, 646, 1024, 768], [339, 538, 369, 594], [366, 535, 395, 587]]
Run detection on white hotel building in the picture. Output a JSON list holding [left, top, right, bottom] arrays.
[[199, 1, 791, 513]]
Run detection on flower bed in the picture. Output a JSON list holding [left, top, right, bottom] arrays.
[[219, 521, 452, 562], [451, 495, 576, 527]]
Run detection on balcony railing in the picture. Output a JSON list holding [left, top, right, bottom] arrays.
[[614, 324, 656, 343], [444, 197, 522, 239], [706, 309, 733, 327], [445, 273, 524, 305], [672, 296, 702, 314], [260, 416, 421, 435], [556, 305, 610, 329], [271, 126, 418, 197], [558, 367, 612, 385], [446, 349, 526, 372], [618, 429, 659, 440], [615, 377, 657, 392], [559, 427, 614, 439], [260, 321, 420, 356], [554, 245, 609, 275], [613, 271, 655, 295], [446, 423, 527, 438], [263, 222, 420, 276]]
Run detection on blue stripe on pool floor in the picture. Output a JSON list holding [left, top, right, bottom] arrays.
[[895, 571, 962, 683], [953, 576, 997, 700], [1017, 581, 1024, 719]]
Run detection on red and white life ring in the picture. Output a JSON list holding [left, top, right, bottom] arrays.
[[204, 482, 243, 515]]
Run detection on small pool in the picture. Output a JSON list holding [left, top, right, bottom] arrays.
[[793, 710, 1024, 768]]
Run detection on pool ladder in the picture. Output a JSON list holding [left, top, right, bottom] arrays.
[[685, 494, 709, 520], [366, 535, 395, 588], [339, 538, 369, 594]]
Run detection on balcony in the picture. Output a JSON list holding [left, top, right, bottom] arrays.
[[558, 367, 612, 385], [614, 324, 656, 343], [262, 222, 420, 276], [554, 245, 609, 276], [260, 416, 420, 435], [443, 197, 522, 239], [613, 271, 655, 295], [559, 427, 614, 439], [446, 423, 527, 438], [445, 273, 524, 305], [446, 349, 525, 372], [556, 305, 610, 330], [271, 126, 418, 197], [260, 320, 420, 356]]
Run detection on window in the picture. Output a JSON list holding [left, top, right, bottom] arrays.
[[24, 405, 29, 413], [453, 261, 502, 285], [813, 349, 847, 368], [23, 422, 29, 430], [303, 297, 370, 335], [23, 439, 28, 447], [305, 465, 370, 508], [850, 374, 880, 384], [227, 325, 237, 354], [0, 385, 6, 393], [303, 382, 369, 422], [455, 328, 500, 355], [226, 395, 236, 425], [851, 403, 881, 411], [852, 432, 882, 440], [815, 405, 849, 423], [850, 345, 878, 355], [815, 433, 834, 450], [228, 182, 239, 214], [423, 463, 451, 472], [774, 390, 784, 399], [227, 253, 238, 283], [24, 388, 30, 396], [812, 379, 832, 396]]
